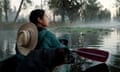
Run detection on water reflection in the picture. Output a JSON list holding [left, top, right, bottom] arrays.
[[101, 28, 119, 54], [0, 27, 120, 71], [55, 27, 120, 72], [0, 30, 16, 60]]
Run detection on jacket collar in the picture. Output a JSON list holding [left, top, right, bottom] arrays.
[[37, 26, 46, 32]]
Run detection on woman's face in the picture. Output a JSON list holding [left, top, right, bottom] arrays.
[[38, 13, 48, 27]]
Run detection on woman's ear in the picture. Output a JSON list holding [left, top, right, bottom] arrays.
[[37, 17, 42, 24]]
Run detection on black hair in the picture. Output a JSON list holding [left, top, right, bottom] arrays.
[[29, 9, 45, 24]]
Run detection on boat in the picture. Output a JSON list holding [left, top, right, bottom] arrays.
[[0, 55, 16, 72]]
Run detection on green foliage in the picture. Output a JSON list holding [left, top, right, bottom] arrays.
[[4, 0, 10, 23], [55, 27, 98, 32], [0, 0, 32, 23], [49, 0, 111, 23], [115, 0, 120, 21], [49, 0, 84, 23], [0, 2, 2, 22], [98, 9, 111, 21], [14, 0, 32, 23], [83, 0, 101, 21]]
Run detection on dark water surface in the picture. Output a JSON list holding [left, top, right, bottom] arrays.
[[0, 25, 120, 72], [54, 26, 120, 72]]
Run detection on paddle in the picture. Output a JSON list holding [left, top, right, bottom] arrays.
[[71, 48, 109, 62]]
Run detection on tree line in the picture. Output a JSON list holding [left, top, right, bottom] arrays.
[[0, 0, 32, 24], [49, 0, 111, 23], [0, 0, 120, 24]]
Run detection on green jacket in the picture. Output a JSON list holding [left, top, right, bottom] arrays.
[[36, 27, 65, 49]]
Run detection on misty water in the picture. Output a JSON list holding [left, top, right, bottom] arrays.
[[0, 22, 120, 71], [53, 22, 120, 71]]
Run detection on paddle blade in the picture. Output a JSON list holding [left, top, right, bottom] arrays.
[[72, 48, 109, 62]]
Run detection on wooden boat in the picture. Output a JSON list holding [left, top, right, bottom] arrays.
[[0, 55, 16, 72], [0, 55, 110, 72]]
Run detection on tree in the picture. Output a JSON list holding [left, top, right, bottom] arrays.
[[0, 0, 32, 24], [49, 0, 111, 23], [4, 0, 10, 23], [115, 0, 120, 21], [65, 0, 85, 22], [49, 0, 85, 23], [116, 0, 120, 8], [98, 9, 111, 21], [0, 1, 3, 22], [49, 0, 66, 22], [0, 0, 10, 23], [82, 0, 102, 22], [13, 0, 32, 23]]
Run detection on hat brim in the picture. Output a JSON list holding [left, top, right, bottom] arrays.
[[17, 23, 38, 56]]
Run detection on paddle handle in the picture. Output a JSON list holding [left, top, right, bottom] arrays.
[[71, 48, 109, 62]]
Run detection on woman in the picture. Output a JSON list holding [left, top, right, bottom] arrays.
[[30, 9, 66, 49], [16, 9, 69, 72]]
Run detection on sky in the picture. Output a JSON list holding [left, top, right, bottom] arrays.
[[98, 0, 116, 17], [10, 0, 49, 17], [10, 0, 116, 17]]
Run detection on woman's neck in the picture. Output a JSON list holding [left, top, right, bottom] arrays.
[[37, 24, 42, 27], [37, 23, 47, 28]]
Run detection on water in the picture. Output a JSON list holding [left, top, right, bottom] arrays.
[[0, 24, 120, 71], [0, 30, 16, 61], [53, 25, 120, 71], [83, 28, 120, 70]]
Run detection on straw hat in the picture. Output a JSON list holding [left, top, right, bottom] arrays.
[[17, 23, 38, 56]]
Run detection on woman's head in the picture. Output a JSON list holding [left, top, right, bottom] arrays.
[[29, 9, 48, 27]]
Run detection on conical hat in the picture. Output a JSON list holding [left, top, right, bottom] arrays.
[[17, 23, 38, 56]]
